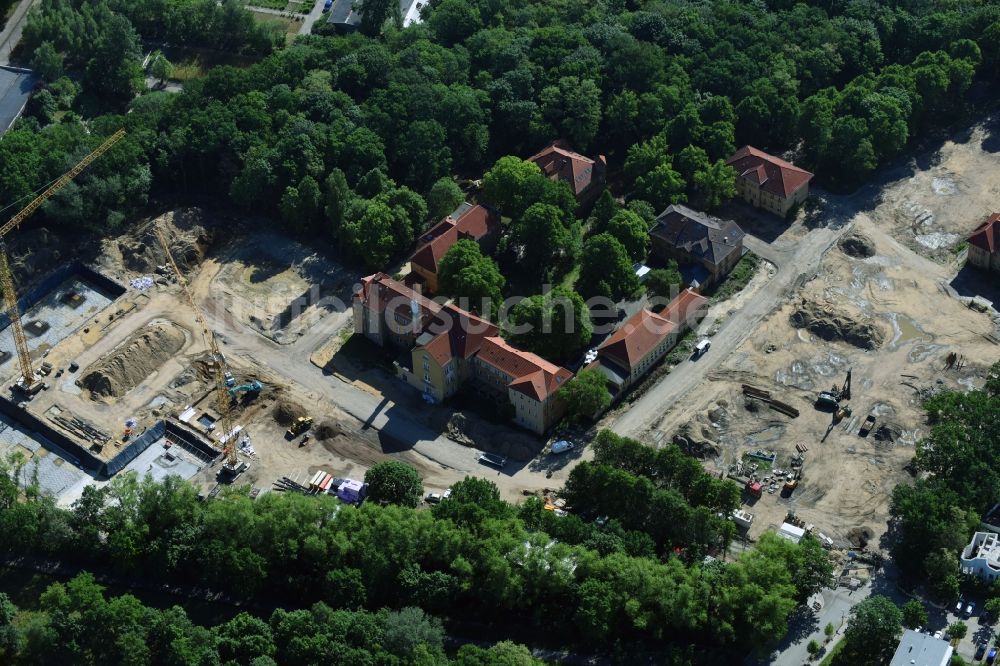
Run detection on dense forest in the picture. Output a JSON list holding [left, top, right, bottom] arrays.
[[1, 0, 995, 283], [0, 430, 832, 662], [0, 576, 547, 665]]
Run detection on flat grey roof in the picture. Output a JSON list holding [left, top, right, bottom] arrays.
[[889, 630, 953, 666], [0, 67, 36, 135]]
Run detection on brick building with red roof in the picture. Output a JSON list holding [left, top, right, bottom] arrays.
[[528, 140, 607, 202], [472, 336, 573, 434], [968, 213, 1000, 273], [354, 273, 573, 433], [726, 146, 813, 217], [591, 289, 707, 395], [408, 203, 500, 294]]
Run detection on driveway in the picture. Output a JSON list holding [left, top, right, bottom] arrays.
[[612, 212, 850, 438], [298, 0, 326, 34]]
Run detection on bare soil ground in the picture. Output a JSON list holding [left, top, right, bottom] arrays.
[[869, 124, 1000, 260], [637, 210, 997, 550]]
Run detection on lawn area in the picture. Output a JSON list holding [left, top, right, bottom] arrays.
[[252, 13, 302, 45], [171, 57, 207, 82], [708, 251, 761, 304], [818, 639, 845, 665]]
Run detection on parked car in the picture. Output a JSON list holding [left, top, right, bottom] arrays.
[[957, 598, 965, 614], [551, 440, 575, 454], [479, 452, 507, 468], [933, 631, 943, 640], [425, 492, 442, 504], [443, 488, 452, 499], [694, 339, 711, 356], [967, 602, 976, 617], [987, 647, 997, 665], [976, 643, 987, 660]]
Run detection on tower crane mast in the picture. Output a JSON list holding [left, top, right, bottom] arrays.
[[153, 227, 242, 474], [0, 129, 126, 394]]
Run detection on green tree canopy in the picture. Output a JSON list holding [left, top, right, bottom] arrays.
[[577, 233, 640, 301], [505, 287, 592, 362], [558, 368, 612, 423], [605, 209, 650, 263], [364, 461, 423, 508], [437, 239, 505, 316], [843, 596, 902, 664]]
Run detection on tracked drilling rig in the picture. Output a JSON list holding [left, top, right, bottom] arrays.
[[153, 227, 247, 479]]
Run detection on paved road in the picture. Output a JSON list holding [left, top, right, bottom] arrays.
[[298, 0, 326, 35], [0, 0, 38, 65], [612, 205, 852, 438]]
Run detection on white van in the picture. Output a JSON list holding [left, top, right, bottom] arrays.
[[694, 339, 711, 356]]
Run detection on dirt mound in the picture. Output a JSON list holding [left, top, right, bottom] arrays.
[[121, 208, 213, 274], [789, 300, 886, 350], [272, 400, 307, 427], [81, 323, 186, 398], [839, 233, 876, 258], [314, 420, 341, 440]]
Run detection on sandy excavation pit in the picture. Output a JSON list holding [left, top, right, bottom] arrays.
[[870, 123, 1000, 260], [81, 322, 187, 399]]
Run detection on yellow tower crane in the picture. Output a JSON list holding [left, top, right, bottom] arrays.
[[152, 227, 245, 477], [0, 129, 126, 395]]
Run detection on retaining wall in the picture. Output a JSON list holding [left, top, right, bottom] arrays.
[[0, 261, 126, 331], [0, 396, 101, 472]]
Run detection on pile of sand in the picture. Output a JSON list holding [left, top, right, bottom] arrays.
[[121, 208, 212, 274], [82, 323, 186, 398], [273, 399, 307, 427], [314, 420, 342, 441], [839, 233, 876, 258], [789, 300, 887, 350]]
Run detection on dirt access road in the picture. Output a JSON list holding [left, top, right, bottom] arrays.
[[186, 259, 565, 498], [613, 195, 853, 437]]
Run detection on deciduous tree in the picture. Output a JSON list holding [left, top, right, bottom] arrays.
[[364, 461, 423, 508]]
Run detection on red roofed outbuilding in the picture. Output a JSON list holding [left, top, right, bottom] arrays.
[[726, 146, 813, 217], [968, 213, 1000, 273], [593, 289, 707, 394], [528, 140, 607, 202]]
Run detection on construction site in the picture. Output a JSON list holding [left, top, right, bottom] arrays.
[[633, 169, 1000, 552], [0, 120, 996, 565], [0, 132, 462, 509]]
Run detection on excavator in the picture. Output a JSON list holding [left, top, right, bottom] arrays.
[[228, 380, 263, 400], [815, 368, 852, 410]]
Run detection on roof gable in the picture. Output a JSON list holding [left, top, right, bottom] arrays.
[[528, 141, 605, 197], [726, 145, 813, 199], [969, 213, 1000, 254], [409, 205, 499, 274], [597, 309, 677, 370], [476, 337, 572, 401]]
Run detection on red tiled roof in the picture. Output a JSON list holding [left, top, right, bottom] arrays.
[[597, 309, 677, 370], [355, 272, 443, 329], [410, 205, 499, 275], [418, 304, 499, 365], [477, 336, 572, 401], [726, 145, 813, 200], [969, 213, 1000, 254], [528, 140, 606, 198], [660, 288, 708, 329]]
